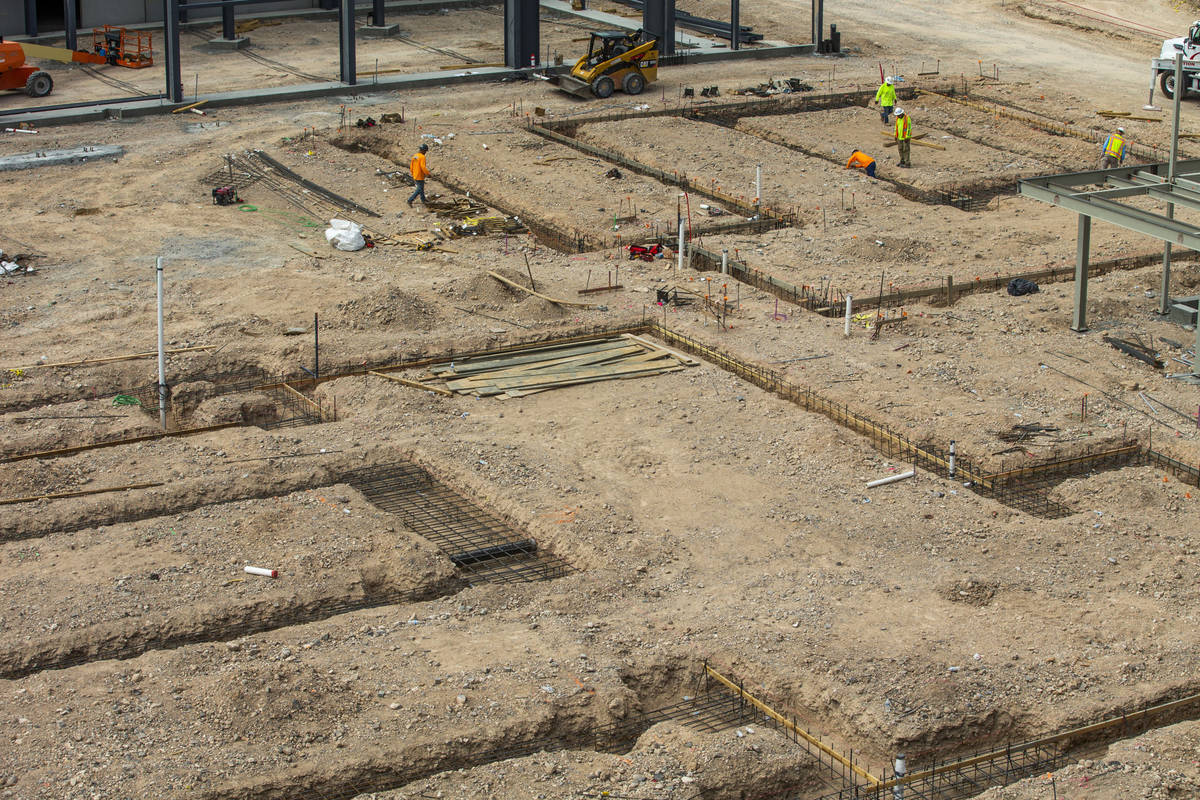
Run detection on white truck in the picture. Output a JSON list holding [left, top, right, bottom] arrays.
[[1151, 21, 1200, 100]]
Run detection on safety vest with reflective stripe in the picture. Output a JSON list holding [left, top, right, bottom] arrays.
[[875, 82, 897, 107], [895, 115, 911, 141], [1103, 134, 1125, 161]]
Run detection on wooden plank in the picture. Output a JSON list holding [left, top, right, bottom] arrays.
[[432, 338, 630, 376], [622, 333, 701, 366], [288, 242, 326, 259], [1, 423, 242, 463], [0, 481, 164, 506], [881, 132, 946, 150], [368, 371, 454, 397], [444, 346, 646, 388], [6, 345, 212, 372], [487, 271, 599, 309], [171, 100, 208, 114]]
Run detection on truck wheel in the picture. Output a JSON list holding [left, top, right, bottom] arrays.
[[592, 76, 614, 98], [25, 71, 53, 98], [1161, 71, 1182, 100], [623, 72, 645, 95]]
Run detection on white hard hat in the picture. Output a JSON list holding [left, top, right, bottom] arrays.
[[1117, 126, 1125, 134], [895, 108, 905, 116], [885, 77, 894, 85]]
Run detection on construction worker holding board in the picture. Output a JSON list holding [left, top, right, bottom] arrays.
[[874, 77, 897, 124], [1100, 126, 1126, 169], [894, 109, 912, 168]]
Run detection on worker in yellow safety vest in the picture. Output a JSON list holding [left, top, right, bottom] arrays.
[[1100, 127, 1126, 169], [894, 109, 912, 168], [874, 77, 897, 124], [408, 143, 431, 207]]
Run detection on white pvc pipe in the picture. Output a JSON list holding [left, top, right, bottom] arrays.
[[948, 440, 956, 477], [721, 248, 728, 275], [755, 163, 762, 206], [844, 294, 852, 337], [867, 470, 915, 488], [5, 127, 37, 134], [244, 566, 278, 578], [156, 256, 166, 431], [676, 221, 685, 274]]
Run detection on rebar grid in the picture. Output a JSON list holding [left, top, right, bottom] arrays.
[[343, 462, 573, 584]]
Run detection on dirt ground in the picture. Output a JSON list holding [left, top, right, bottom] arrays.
[[3, 1, 1200, 799]]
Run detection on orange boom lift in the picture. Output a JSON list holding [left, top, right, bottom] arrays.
[[0, 27, 153, 98]]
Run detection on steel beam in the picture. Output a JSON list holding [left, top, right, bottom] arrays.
[[164, 0, 184, 103], [1073, 214, 1090, 333], [63, 0, 77, 52], [642, 0, 675, 56], [338, 0, 356, 85], [504, 0, 539, 69], [1019, 180, 1200, 250]]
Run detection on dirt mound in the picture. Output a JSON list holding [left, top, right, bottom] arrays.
[[332, 287, 441, 330]]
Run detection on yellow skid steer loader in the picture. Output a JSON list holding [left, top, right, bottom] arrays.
[[556, 29, 658, 99]]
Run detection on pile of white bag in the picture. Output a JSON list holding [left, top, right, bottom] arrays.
[[0, 249, 29, 276], [324, 219, 365, 251]]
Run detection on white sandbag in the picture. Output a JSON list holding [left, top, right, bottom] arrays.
[[324, 218, 365, 251]]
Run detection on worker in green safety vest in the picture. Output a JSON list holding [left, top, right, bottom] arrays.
[[874, 77, 897, 125], [894, 109, 912, 168]]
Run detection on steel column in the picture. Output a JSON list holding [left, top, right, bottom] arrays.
[[164, 0, 184, 103], [63, 0, 77, 52], [504, 0, 539, 69], [1073, 214, 1090, 333], [24, 0, 37, 37], [814, 0, 823, 49], [730, 0, 740, 50], [1162, 53, 1183, 315], [372, 0, 385, 26], [641, 0, 675, 56], [338, 0, 356, 85], [222, 2, 236, 40]]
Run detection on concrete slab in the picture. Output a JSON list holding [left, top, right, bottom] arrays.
[[1169, 296, 1199, 327], [206, 37, 251, 50], [360, 24, 402, 38], [0, 145, 125, 171]]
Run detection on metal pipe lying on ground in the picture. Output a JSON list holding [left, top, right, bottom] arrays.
[[866, 470, 915, 488]]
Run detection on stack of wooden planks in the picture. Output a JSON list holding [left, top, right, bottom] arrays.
[[422, 335, 698, 398]]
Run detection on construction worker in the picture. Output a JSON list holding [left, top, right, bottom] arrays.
[[845, 148, 876, 178], [408, 143, 431, 207], [874, 77, 897, 125], [894, 109, 912, 168], [1100, 126, 1126, 169]]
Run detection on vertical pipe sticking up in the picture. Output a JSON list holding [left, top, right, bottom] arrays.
[[755, 164, 762, 208], [948, 441, 956, 478], [156, 257, 167, 431], [721, 248, 728, 275], [314, 312, 320, 379], [844, 295, 852, 337], [677, 220, 685, 276], [892, 753, 906, 799]]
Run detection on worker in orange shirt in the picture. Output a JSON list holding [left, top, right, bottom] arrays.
[[408, 143, 431, 207], [845, 148, 876, 178]]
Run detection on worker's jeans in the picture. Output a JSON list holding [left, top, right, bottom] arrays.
[[1100, 155, 1119, 169], [898, 139, 911, 166], [865, 162, 876, 178], [408, 180, 426, 205], [880, 105, 893, 124]]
